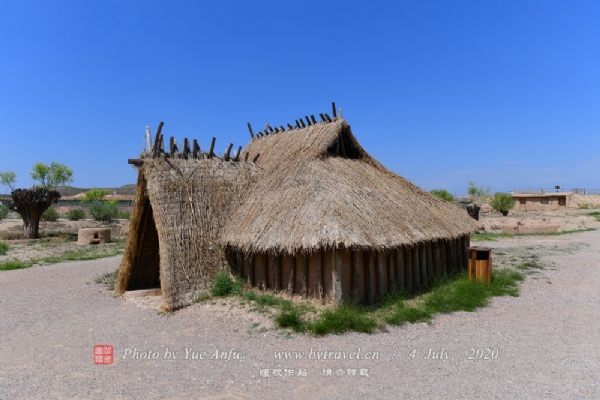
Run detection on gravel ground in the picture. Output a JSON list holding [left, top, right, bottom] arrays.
[[1, 231, 600, 399]]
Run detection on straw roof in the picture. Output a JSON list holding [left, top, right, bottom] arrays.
[[221, 118, 477, 254]]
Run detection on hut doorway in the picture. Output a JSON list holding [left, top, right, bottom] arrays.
[[127, 203, 161, 290]]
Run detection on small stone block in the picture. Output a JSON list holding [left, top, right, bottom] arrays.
[[77, 228, 111, 245]]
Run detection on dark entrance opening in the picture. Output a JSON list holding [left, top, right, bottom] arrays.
[[127, 203, 161, 290]]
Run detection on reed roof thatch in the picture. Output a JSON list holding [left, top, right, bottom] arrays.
[[221, 117, 477, 254]]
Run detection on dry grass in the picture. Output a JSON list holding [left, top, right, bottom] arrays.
[[223, 118, 477, 255]]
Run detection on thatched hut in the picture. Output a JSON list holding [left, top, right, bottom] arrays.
[[117, 108, 477, 311], [115, 130, 257, 311], [222, 111, 478, 305]]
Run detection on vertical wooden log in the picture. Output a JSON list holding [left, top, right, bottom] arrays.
[[468, 249, 476, 281], [412, 246, 420, 290], [235, 252, 243, 275], [450, 239, 457, 274], [208, 137, 216, 159], [456, 238, 464, 272], [246, 254, 254, 286], [395, 248, 405, 291], [351, 249, 361, 302], [434, 241, 442, 280], [405, 247, 413, 292], [302, 252, 308, 299], [259, 255, 267, 291], [367, 251, 375, 304], [420, 244, 428, 288], [332, 249, 343, 305], [440, 240, 447, 278], [317, 251, 324, 303], [192, 139, 200, 158], [377, 252, 386, 299], [388, 252, 396, 291], [426, 241, 434, 283], [463, 235, 469, 271], [287, 255, 295, 294], [272, 254, 281, 293]]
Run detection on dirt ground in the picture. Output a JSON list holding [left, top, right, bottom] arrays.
[[0, 219, 129, 264], [1, 229, 600, 399], [477, 208, 600, 234]]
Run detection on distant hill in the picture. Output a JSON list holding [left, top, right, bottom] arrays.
[[0, 184, 135, 197], [56, 184, 136, 197]]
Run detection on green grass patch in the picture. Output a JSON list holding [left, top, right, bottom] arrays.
[[0, 241, 8, 255], [310, 304, 378, 335], [587, 212, 600, 222], [211, 270, 244, 297], [0, 239, 125, 272], [95, 269, 118, 290], [196, 267, 525, 336], [0, 260, 36, 271]]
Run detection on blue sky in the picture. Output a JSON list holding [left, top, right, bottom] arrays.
[[1, 1, 599, 195]]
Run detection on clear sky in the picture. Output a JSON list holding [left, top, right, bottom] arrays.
[[1, 0, 599, 195]]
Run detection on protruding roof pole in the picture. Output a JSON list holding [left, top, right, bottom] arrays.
[[247, 122, 255, 139], [252, 153, 260, 163], [310, 115, 317, 125], [208, 137, 216, 158], [192, 139, 200, 158], [224, 143, 233, 161], [305, 116, 311, 126], [233, 146, 242, 162], [153, 122, 164, 157], [145, 126, 152, 153], [332, 102, 337, 118]]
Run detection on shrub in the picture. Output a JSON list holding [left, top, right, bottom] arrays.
[[430, 189, 454, 202], [81, 188, 109, 203], [210, 270, 243, 297], [89, 201, 118, 222], [0, 203, 8, 220], [117, 211, 131, 220], [67, 208, 86, 221], [490, 192, 515, 214], [0, 241, 8, 255], [468, 181, 490, 206], [41, 207, 60, 222]]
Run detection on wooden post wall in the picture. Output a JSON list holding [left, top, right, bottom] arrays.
[[456, 238, 463, 273]]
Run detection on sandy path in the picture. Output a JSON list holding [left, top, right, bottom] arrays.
[[1, 231, 599, 399]]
